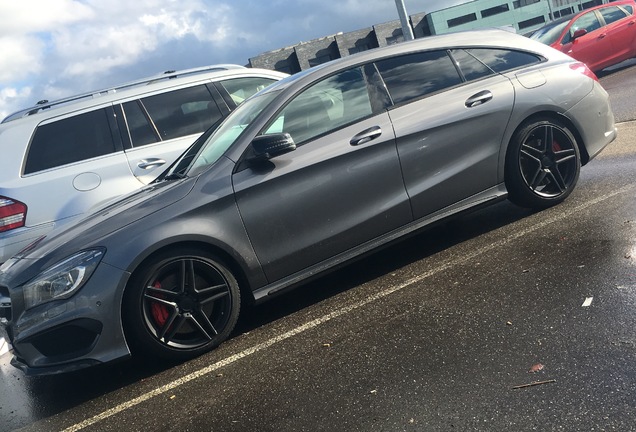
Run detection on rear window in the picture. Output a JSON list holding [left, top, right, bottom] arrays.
[[25, 108, 116, 174], [375, 51, 462, 104], [466, 48, 542, 73]]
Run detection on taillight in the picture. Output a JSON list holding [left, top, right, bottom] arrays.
[[570, 62, 599, 82], [0, 197, 27, 233]]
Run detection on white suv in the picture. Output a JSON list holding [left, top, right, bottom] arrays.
[[0, 65, 287, 263]]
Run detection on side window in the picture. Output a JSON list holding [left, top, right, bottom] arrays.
[[122, 101, 159, 147], [449, 49, 495, 81], [623, 4, 634, 14], [599, 6, 628, 25], [466, 48, 542, 73], [25, 109, 116, 174], [263, 67, 372, 145], [375, 51, 462, 105], [570, 11, 602, 35], [139, 85, 223, 142], [218, 77, 277, 105]]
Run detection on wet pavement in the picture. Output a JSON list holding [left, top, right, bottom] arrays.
[[2, 69, 636, 432]]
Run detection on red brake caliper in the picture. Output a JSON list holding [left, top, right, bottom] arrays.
[[150, 281, 170, 327]]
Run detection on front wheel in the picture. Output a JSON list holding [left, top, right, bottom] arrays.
[[505, 118, 581, 209], [123, 248, 241, 362]]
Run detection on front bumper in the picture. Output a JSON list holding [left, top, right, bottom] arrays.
[[1, 261, 132, 375]]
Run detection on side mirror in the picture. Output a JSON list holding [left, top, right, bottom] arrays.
[[250, 133, 296, 161], [572, 28, 587, 40]]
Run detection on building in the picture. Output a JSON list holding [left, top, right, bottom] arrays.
[[249, 0, 608, 73]]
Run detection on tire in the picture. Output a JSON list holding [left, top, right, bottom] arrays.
[[505, 118, 581, 209], [123, 248, 240, 362]]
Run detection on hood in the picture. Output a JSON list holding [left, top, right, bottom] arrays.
[[0, 175, 197, 287]]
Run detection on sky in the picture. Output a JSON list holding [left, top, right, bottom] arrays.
[[0, 0, 466, 120]]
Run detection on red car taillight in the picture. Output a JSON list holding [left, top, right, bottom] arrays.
[[570, 62, 599, 82], [0, 197, 27, 233]]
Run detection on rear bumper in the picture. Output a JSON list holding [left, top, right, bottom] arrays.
[[566, 80, 617, 163]]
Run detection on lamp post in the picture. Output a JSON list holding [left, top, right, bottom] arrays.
[[394, 0, 415, 41]]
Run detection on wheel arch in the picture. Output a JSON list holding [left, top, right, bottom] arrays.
[[122, 239, 257, 308], [503, 111, 589, 172]]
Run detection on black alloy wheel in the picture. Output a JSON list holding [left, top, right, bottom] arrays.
[[505, 118, 581, 208], [123, 248, 240, 361]]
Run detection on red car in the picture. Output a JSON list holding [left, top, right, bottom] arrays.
[[529, 0, 636, 72]]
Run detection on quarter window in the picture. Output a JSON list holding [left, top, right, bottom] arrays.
[[375, 51, 462, 104], [466, 48, 542, 73], [263, 67, 373, 145], [25, 109, 117, 174]]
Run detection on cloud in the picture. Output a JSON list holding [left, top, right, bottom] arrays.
[[0, 0, 462, 119]]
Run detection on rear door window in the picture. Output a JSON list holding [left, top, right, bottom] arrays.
[[25, 108, 117, 174], [465, 48, 542, 73], [217, 77, 278, 106], [375, 51, 462, 105], [599, 6, 629, 24], [449, 49, 495, 81], [137, 84, 223, 143]]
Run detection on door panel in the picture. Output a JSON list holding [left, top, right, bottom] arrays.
[[389, 75, 515, 219], [564, 11, 614, 71], [233, 113, 412, 282], [125, 135, 200, 184]]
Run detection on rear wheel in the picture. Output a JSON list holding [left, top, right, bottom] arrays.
[[505, 118, 580, 209], [123, 248, 240, 361]]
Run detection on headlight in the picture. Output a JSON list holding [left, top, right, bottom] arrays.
[[23, 249, 105, 310]]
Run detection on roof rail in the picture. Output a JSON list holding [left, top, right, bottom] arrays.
[[2, 64, 247, 123]]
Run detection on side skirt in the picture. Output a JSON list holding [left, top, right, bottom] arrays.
[[252, 183, 508, 303]]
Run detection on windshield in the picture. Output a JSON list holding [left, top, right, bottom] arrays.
[[529, 20, 570, 45], [186, 90, 280, 176]]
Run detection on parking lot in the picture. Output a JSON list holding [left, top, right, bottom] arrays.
[[2, 62, 636, 432]]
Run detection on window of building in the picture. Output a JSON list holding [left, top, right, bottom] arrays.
[[481, 4, 510, 18], [375, 51, 462, 105], [466, 49, 542, 73], [447, 13, 477, 28], [513, 0, 540, 9], [518, 15, 547, 29], [26, 109, 116, 174], [553, 7, 574, 18]]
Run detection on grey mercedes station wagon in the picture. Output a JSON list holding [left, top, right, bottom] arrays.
[[0, 29, 616, 375]]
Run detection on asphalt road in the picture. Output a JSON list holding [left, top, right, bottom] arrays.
[[2, 64, 636, 432]]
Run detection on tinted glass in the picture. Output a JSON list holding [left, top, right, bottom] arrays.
[[450, 49, 495, 81], [264, 67, 372, 144], [599, 6, 628, 24], [467, 48, 541, 73], [25, 109, 116, 174], [218, 77, 277, 105], [141, 85, 223, 141], [375, 51, 462, 104], [529, 20, 570, 45], [122, 101, 159, 147]]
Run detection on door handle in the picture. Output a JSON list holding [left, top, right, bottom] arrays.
[[137, 158, 166, 169], [465, 90, 493, 108], [350, 126, 382, 146]]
